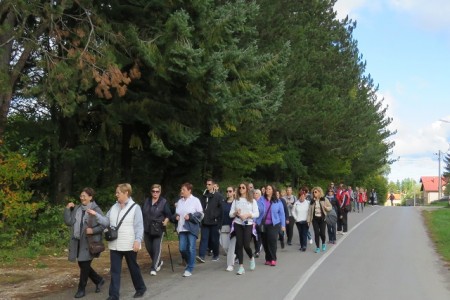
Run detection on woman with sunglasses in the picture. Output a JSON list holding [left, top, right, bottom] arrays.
[[142, 184, 172, 276], [221, 186, 237, 271], [307, 187, 332, 253], [229, 183, 259, 275]]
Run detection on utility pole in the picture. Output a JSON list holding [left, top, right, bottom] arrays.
[[438, 150, 442, 200]]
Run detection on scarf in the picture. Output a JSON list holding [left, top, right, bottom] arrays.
[[73, 202, 92, 239]]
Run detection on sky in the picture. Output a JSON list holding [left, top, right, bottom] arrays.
[[334, 0, 450, 183]]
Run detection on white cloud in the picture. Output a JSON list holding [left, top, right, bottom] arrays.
[[392, 120, 449, 156], [334, 0, 384, 20], [389, 155, 438, 182], [334, 0, 366, 19], [379, 89, 450, 181], [335, 0, 450, 33], [388, 0, 450, 31]]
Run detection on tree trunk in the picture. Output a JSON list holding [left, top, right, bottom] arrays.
[[51, 115, 78, 204], [121, 124, 132, 182]]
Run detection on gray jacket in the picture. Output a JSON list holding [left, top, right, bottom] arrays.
[[64, 202, 105, 262]]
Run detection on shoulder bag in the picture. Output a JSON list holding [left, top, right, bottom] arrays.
[[87, 213, 105, 255], [259, 202, 272, 233], [150, 220, 164, 237], [104, 203, 136, 241]]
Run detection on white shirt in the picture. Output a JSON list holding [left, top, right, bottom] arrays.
[[229, 197, 259, 225], [175, 194, 203, 233], [292, 199, 309, 222]]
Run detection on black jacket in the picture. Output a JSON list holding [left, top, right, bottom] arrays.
[[142, 197, 171, 233], [201, 190, 223, 226]]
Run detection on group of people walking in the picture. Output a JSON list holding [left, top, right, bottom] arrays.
[[64, 181, 373, 299]]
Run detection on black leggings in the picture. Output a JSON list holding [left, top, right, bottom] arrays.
[[312, 216, 326, 248], [234, 223, 253, 264]]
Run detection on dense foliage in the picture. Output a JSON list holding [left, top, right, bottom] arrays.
[[0, 0, 395, 249]]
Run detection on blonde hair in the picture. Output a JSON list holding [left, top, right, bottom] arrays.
[[151, 184, 162, 192], [312, 186, 324, 199], [117, 183, 132, 196]]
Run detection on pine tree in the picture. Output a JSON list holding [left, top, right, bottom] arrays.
[[253, 0, 394, 184]]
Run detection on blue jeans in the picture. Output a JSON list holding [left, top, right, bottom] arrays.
[[199, 224, 219, 258], [327, 221, 336, 242], [179, 231, 197, 273], [109, 250, 146, 300]]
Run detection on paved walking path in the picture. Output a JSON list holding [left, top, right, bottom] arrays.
[[44, 206, 450, 300]]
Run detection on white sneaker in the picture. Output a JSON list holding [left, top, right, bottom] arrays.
[[150, 270, 157, 276], [182, 270, 192, 277], [156, 261, 163, 272], [309, 239, 313, 244], [342, 232, 346, 235], [226, 266, 234, 272]]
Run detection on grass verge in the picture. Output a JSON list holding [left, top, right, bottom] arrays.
[[423, 206, 450, 265]]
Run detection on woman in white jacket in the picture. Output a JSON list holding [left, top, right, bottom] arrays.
[[292, 190, 310, 252], [229, 182, 259, 275]]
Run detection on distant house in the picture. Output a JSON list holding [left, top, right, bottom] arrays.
[[420, 176, 447, 204], [385, 193, 401, 206]]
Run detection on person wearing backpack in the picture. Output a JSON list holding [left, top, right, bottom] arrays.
[[325, 189, 338, 244], [336, 185, 351, 235]]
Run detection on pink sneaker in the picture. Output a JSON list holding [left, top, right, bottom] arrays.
[[271, 260, 277, 266], [265, 261, 271, 265]]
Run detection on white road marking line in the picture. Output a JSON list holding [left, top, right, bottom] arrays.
[[283, 209, 382, 300]]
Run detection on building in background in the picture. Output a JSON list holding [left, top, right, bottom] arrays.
[[420, 176, 447, 204]]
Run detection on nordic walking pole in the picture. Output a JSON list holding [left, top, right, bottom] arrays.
[[168, 244, 174, 272]]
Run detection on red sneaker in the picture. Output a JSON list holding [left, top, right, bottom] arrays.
[[271, 260, 277, 266], [265, 261, 271, 265]]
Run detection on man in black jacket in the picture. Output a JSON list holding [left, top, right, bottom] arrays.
[[196, 179, 224, 262]]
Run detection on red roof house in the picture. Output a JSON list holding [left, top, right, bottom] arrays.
[[420, 176, 447, 204]]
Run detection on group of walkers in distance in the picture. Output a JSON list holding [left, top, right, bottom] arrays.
[[63, 180, 378, 299]]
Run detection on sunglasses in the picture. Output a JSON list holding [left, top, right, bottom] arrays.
[[313, 190, 319, 193], [239, 186, 246, 189], [227, 190, 233, 193], [151, 190, 160, 193]]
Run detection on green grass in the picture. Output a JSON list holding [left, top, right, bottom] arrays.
[[423, 207, 450, 264], [429, 201, 450, 207]]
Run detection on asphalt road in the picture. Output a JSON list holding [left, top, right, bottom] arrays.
[[45, 206, 450, 300]]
